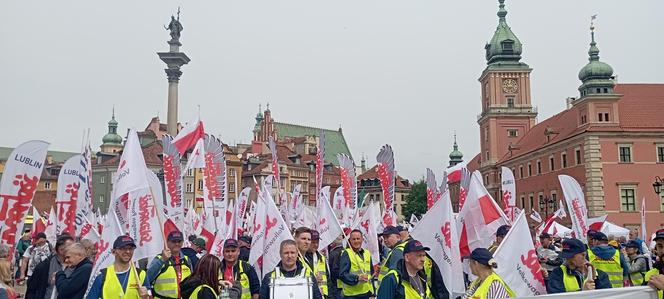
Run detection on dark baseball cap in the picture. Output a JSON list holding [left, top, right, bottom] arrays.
[[587, 229, 598, 239], [310, 230, 320, 241], [625, 240, 640, 249], [380, 226, 400, 236], [113, 235, 136, 249], [167, 231, 184, 242], [539, 232, 552, 239], [193, 238, 206, 248], [496, 225, 511, 237], [239, 236, 252, 244], [467, 248, 493, 266], [653, 229, 664, 241], [224, 239, 239, 248], [593, 232, 608, 241], [396, 225, 408, 232], [403, 239, 430, 254], [33, 232, 47, 240], [560, 238, 587, 258]]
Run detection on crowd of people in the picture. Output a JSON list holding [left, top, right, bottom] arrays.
[[4, 224, 664, 299]]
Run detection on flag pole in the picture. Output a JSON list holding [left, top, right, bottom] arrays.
[[148, 186, 168, 251]]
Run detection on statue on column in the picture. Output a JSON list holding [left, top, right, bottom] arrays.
[[164, 8, 183, 42]]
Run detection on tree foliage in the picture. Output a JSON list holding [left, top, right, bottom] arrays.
[[402, 179, 427, 221]]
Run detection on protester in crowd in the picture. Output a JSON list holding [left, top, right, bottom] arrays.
[[259, 239, 322, 299], [626, 240, 650, 286], [378, 226, 405, 282], [15, 230, 32, 280], [397, 225, 410, 242], [629, 229, 646, 253], [147, 230, 193, 298], [461, 248, 514, 299], [25, 234, 74, 299], [537, 233, 563, 277], [547, 238, 611, 293], [587, 231, 630, 288], [339, 230, 374, 299], [0, 245, 17, 299], [20, 232, 51, 283], [327, 235, 344, 299], [87, 236, 149, 299], [80, 239, 98, 262], [219, 239, 260, 299], [649, 274, 664, 298], [306, 230, 330, 297], [488, 225, 510, 253], [238, 236, 251, 262], [188, 234, 197, 246], [55, 243, 93, 299], [645, 229, 664, 298], [180, 254, 222, 299], [181, 237, 204, 270], [377, 239, 434, 299], [295, 227, 313, 267]]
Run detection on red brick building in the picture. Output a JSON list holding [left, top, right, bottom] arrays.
[[470, 1, 664, 234]]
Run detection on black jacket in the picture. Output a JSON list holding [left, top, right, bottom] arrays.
[[25, 255, 56, 299], [181, 247, 200, 270], [259, 261, 322, 299], [239, 246, 250, 262], [55, 258, 93, 299], [546, 264, 612, 293], [427, 254, 450, 299], [220, 260, 261, 296], [180, 276, 217, 299]]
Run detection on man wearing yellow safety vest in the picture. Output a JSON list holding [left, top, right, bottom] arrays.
[[377, 239, 432, 299], [379, 226, 405, 282], [339, 229, 375, 299], [147, 231, 193, 298], [587, 231, 630, 288], [219, 239, 261, 299], [259, 239, 323, 299], [546, 238, 612, 293], [646, 229, 664, 299], [305, 230, 331, 298], [625, 240, 650, 286], [87, 236, 149, 298]]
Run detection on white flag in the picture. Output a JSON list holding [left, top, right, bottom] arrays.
[[249, 187, 268, 278], [112, 129, 149, 199], [530, 209, 543, 223], [128, 173, 164, 261], [332, 186, 345, 222], [501, 167, 517, 221], [559, 175, 589, 243], [184, 138, 206, 171], [75, 135, 95, 238], [494, 211, 547, 297], [352, 202, 380, 266], [316, 186, 344, 251], [44, 207, 57, 246], [411, 190, 464, 295], [640, 197, 647, 242], [161, 135, 184, 232], [260, 187, 294, 276], [56, 155, 83, 235], [85, 212, 124, 298], [235, 187, 252, 237]]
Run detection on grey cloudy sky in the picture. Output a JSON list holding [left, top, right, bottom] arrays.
[[2, 1, 663, 180]]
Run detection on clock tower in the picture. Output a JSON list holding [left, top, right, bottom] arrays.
[[478, 0, 537, 198]]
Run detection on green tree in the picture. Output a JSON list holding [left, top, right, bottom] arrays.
[[402, 179, 427, 221]]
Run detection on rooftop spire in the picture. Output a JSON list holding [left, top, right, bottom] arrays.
[[449, 132, 464, 167], [484, 0, 526, 66], [577, 14, 615, 96], [588, 14, 600, 61], [497, 0, 507, 21]]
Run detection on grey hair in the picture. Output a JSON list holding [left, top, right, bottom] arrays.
[[67, 243, 87, 256], [0, 244, 9, 258]]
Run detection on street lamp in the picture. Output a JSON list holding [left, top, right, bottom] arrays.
[[653, 176, 663, 195], [539, 196, 556, 218]]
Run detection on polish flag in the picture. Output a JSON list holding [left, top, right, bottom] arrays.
[[457, 171, 509, 257], [445, 160, 469, 184], [588, 214, 607, 232], [171, 114, 205, 155], [184, 138, 206, 171]]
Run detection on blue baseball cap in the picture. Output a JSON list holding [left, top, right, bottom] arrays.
[[113, 235, 136, 249], [310, 230, 320, 241], [625, 240, 640, 249], [560, 238, 587, 258], [653, 229, 664, 241], [224, 239, 239, 248], [593, 232, 608, 241], [380, 226, 400, 237], [496, 225, 511, 237], [167, 231, 184, 242], [403, 239, 430, 254], [467, 248, 493, 266]]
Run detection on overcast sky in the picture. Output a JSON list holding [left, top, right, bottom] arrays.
[[2, 1, 663, 180]]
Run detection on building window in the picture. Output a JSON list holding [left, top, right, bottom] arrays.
[[658, 146, 664, 163], [44, 182, 51, 190], [198, 180, 204, 191], [229, 168, 236, 177], [484, 127, 489, 142], [99, 194, 105, 203], [660, 194, 664, 212], [485, 175, 489, 185], [551, 192, 558, 210], [519, 166, 524, 178], [485, 151, 489, 161], [598, 113, 603, 122], [100, 176, 105, 184], [507, 129, 518, 137], [520, 196, 525, 209], [529, 194, 534, 210], [620, 187, 636, 211], [186, 183, 193, 193], [538, 194, 544, 211], [528, 163, 532, 177], [604, 113, 609, 122], [575, 148, 582, 165], [507, 97, 515, 108], [549, 156, 555, 171], [186, 169, 194, 176], [619, 146, 632, 163], [229, 182, 235, 193], [561, 153, 567, 168], [536, 160, 542, 174]]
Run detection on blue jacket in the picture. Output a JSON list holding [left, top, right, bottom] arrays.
[[377, 259, 428, 299], [546, 264, 612, 293], [55, 258, 93, 299], [590, 245, 630, 277]]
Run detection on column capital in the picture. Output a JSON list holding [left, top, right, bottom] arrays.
[[165, 68, 183, 82]]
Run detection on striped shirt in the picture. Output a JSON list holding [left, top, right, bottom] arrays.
[[462, 280, 511, 299]]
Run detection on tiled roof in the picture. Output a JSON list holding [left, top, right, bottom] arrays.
[[499, 83, 664, 163], [0, 147, 78, 163], [274, 122, 352, 165], [96, 141, 163, 167]]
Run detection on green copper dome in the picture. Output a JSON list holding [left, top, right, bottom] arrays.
[[102, 110, 122, 145], [485, 0, 523, 65], [254, 104, 264, 129], [449, 134, 463, 167], [578, 25, 615, 97]]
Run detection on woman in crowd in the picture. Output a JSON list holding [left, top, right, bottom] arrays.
[[463, 248, 515, 299], [0, 244, 17, 299], [180, 254, 222, 299]]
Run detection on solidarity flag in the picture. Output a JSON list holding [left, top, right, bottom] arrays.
[[558, 175, 589, 243], [458, 171, 509, 257], [494, 211, 547, 297], [112, 129, 149, 200], [75, 133, 95, 238], [203, 134, 227, 231], [128, 186, 164, 260], [249, 184, 268, 278], [426, 168, 442, 210], [30, 207, 46, 235], [500, 167, 516, 222], [171, 114, 205, 155], [316, 186, 344, 251], [353, 201, 380, 266], [56, 154, 83, 236], [337, 153, 358, 227], [234, 187, 252, 238], [162, 135, 184, 232], [315, 130, 325, 203], [376, 144, 396, 226], [44, 207, 57, 245], [411, 190, 464, 296], [268, 136, 283, 204], [85, 212, 123, 298], [0, 140, 49, 255], [261, 184, 294, 276], [289, 184, 302, 225]]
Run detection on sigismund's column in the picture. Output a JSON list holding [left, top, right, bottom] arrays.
[[158, 10, 190, 136]]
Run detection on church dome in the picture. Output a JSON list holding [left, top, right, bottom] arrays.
[[485, 0, 523, 65]]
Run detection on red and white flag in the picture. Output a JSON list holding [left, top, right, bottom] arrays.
[[458, 171, 509, 257], [376, 144, 396, 226], [44, 207, 57, 245], [352, 201, 380, 266], [332, 186, 345, 222], [559, 175, 589, 243], [0, 140, 49, 255], [289, 184, 302, 225], [316, 186, 344, 251], [128, 170, 165, 261], [249, 184, 268, 278], [112, 129, 149, 199], [426, 168, 442, 210], [337, 154, 358, 227], [494, 211, 547, 297], [587, 215, 607, 232], [234, 187, 252, 238], [315, 131, 325, 203], [411, 190, 465, 295], [500, 167, 517, 222], [78, 214, 100, 243], [56, 154, 82, 236], [171, 114, 205, 155], [261, 184, 294, 276], [162, 135, 184, 232], [31, 207, 46, 235], [446, 160, 469, 184], [75, 133, 95, 238], [85, 211, 123, 298], [185, 139, 206, 171]]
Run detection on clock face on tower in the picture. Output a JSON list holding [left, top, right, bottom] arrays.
[[502, 79, 518, 93]]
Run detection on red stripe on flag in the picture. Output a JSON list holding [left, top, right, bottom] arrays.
[[478, 195, 501, 225], [447, 170, 461, 184], [459, 225, 470, 257]]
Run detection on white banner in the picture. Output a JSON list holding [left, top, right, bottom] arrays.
[[235, 187, 251, 237], [112, 129, 149, 199], [411, 190, 464, 295], [289, 184, 302, 226], [75, 136, 95, 238], [128, 186, 164, 261], [55, 154, 83, 236], [262, 183, 294, 276], [316, 186, 344, 251], [353, 201, 380, 266], [494, 211, 547, 297], [44, 207, 57, 245], [501, 166, 517, 221], [559, 175, 589, 243], [332, 186, 345, 222], [249, 187, 268, 278], [516, 286, 657, 299], [0, 140, 49, 254], [162, 135, 184, 232], [85, 212, 124, 298]]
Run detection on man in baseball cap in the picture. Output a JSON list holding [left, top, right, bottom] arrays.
[[220, 239, 261, 298], [378, 226, 406, 282], [587, 231, 629, 288], [147, 231, 193, 298], [87, 236, 149, 298], [625, 240, 650, 286], [547, 238, 611, 293], [238, 235, 251, 262], [396, 225, 411, 242], [488, 225, 510, 253], [305, 230, 330, 297], [645, 229, 664, 293], [377, 239, 431, 298]]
